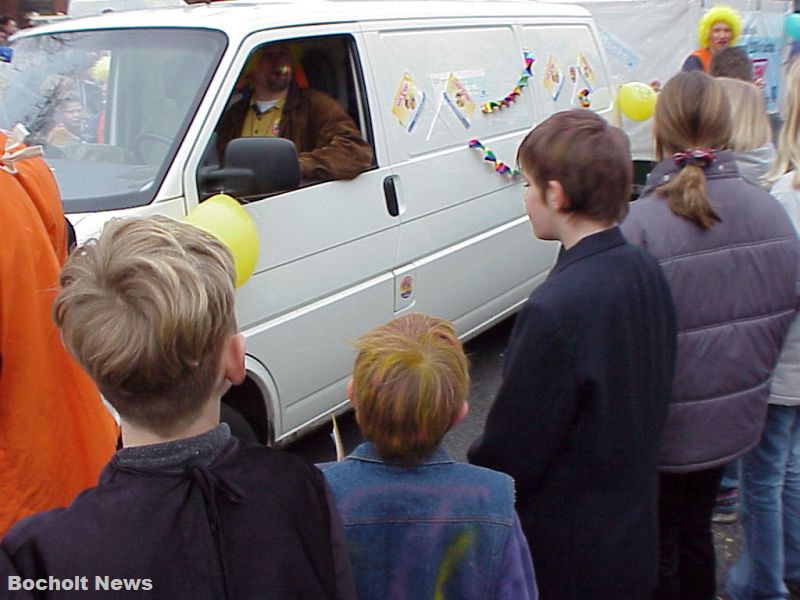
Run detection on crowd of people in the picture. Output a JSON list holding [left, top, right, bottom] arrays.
[[1, 5, 800, 600]]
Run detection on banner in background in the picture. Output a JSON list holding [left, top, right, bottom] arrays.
[[741, 10, 784, 113]]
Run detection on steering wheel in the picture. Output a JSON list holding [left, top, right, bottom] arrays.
[[131, 132, 172, 164], [41, 142, 66, 160]]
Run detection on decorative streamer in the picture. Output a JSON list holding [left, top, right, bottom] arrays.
[[578, 88, 591, 108], [469, 139, 520, 177], [480, 51, 535, 113], [569, 67, 592, 108]]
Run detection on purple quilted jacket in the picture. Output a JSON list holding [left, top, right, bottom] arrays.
[[621, 151, 799, 472]]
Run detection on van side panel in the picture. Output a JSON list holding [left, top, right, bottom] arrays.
[[235, 174, 400, 436], [520, 23, 614, 115], [363, 23, 559, 335]]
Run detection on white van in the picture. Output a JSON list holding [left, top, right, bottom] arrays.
[[3, 0, 614, 444], [67, 0, 184, 19]]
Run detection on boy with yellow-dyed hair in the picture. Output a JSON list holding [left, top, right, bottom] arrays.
[[320, 313, 537, 600]]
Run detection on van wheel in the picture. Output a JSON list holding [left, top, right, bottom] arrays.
[[222, 377, 273, 445], [220, 403, 258, 443]]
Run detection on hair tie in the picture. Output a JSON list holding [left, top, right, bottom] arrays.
[[673, 148, 717, 169]]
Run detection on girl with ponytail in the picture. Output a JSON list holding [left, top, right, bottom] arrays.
[[652, 70, 731, 228], [621, 71, 798, 600]]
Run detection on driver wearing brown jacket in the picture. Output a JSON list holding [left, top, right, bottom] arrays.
[[216, 44, 372, 182]]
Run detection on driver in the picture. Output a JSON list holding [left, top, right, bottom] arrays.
[[216, 43, 372, 182]]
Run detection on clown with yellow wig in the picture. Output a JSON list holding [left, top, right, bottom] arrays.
[[682, 5, 743, 73]]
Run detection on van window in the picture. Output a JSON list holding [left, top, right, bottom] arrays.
[[203, 34, 374, 200], [0, 28, 226, 213], [374, 26, 535, 158], [520, 24, 612, 114]]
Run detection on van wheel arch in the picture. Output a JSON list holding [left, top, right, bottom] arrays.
[[222, 376, 274, 446]]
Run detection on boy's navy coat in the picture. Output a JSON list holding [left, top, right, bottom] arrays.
[[2, 439, 349, 600], [469, 227, 677, 600]]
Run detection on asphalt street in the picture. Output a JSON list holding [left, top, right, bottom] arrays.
[[286, 315, 754, 596]]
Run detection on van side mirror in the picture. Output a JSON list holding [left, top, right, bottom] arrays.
[[198, 137, 301, 200]]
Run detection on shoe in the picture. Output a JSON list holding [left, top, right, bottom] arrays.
[[786, 580, 800, 598]]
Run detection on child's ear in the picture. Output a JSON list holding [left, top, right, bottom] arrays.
[[222, 333, 246, 386], [347, 377, 358, 411], [452, 401, 469, 427], [347, 378, 362, 425], [547, 180, 570, 212]]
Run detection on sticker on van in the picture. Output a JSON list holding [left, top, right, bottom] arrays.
[[391, 71, 425, 133]]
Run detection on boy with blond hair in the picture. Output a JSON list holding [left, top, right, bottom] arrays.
[[320, 313, 537, 600], [1, 216, 356, 600]]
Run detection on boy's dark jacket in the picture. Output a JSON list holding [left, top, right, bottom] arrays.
[[2, 428, 354, 600], [469, 227, 677, 600]]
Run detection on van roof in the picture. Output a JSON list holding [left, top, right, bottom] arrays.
[[19, 0, 591, 39]]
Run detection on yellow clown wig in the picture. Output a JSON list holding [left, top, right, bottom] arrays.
[[698, 5, 743, 48]]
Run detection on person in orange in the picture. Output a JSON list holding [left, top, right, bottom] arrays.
[[0, 131, 118, 536], [682, 5, 743, 73]]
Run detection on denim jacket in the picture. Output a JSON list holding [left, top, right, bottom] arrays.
[[320, 443, 535, 600]]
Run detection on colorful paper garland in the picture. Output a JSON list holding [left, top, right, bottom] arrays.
[[481, 51, 535, 113], [469, 139, 520, 177], [578, 88, 591, 108]]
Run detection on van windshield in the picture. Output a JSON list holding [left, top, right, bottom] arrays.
[[0, 28, 226, 212]]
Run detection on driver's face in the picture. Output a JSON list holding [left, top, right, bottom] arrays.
[[254, 45, 292, 93]]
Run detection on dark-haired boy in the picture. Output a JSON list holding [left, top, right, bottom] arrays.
[[710, 46, 754, 81], [468, 109, 677, 600], [1, 216, 356, 600]]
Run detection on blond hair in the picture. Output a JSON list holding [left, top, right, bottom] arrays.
[[698, 5, 742, 48], [654, 71, 732, 229], [716, 77, 771, 152], [53, 216, 237, 434], [768, 59, 800, 188], [352, 313, 469, 464]]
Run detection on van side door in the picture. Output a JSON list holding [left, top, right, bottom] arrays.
[[361, 20, 559, 338], [186, 29, 399, 442]]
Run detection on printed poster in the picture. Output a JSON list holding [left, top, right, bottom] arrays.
[[542, 54, 564, 101], [741, 11, 784, 113], [576, 52, 596, 90], [391, 71, 426, 133], [443, 72, 475, 129]]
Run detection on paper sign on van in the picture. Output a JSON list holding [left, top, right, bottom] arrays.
[[443, 72, 475, 128], [576, 52, 595, 90], [542, 54, 564, 101], [391, 71, 426, 133]]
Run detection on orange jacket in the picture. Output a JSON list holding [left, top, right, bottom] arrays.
[[692, 48, 713, 73], [0, 135, 118, 536]]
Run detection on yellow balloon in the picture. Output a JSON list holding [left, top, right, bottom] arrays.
[[618, 82, 657, 122], [185, 194, 260, 288]]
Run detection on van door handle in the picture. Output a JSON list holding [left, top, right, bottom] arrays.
[[383, 175, 399, 217]]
